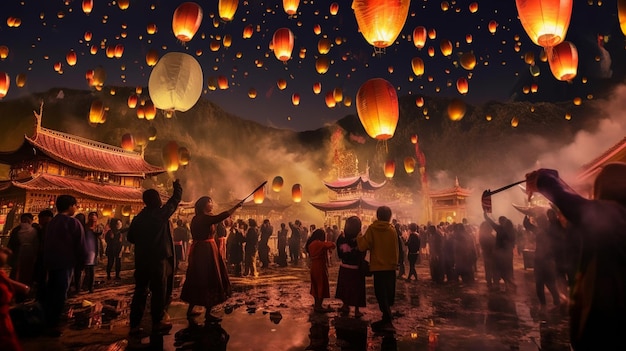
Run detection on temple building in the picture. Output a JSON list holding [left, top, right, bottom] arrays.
[[0, 108, 165, 233], [428, 178, 472, 224]]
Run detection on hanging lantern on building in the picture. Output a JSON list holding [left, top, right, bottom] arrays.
[[172, 2, 203, 42], [356, 78, 399, 140], [272, 176, 284, 192], [121, 205, 132, 217], [515, 0, 572, 48], [352, 0, 410, 49]]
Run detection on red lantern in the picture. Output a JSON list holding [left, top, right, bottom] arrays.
[[356, 78, 399, 140], [121, 133, 135, 151], [410, 134, 418, 144], [515, 0, 572, 47], [82, 0, 94, 15], [273, 28, 294, 62], [292, 184, 302, 203], [0, 72, 10, 98], [172, 2, 203, 42], [243, 24, 254, 39], [283, 0, 300, 15], [384, 160, 396, 179], [412, 26, 427, 49], [456, 77, 469, 95], [66, 50, 77, 66], [272, 176, 284, 192], [329, 2, 339, 15], [218, 0, 238, 22], [352, 0, 410, 49], [548, 41, 578, 81]]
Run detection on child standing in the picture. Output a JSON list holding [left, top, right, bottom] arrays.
[[306, 228, 336, 313], [406, 223, 421, 281]]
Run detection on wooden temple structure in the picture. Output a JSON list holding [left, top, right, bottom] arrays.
[[0, 108, 165, 233], [428, 177, 472, 224]]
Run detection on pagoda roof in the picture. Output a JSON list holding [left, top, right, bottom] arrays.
[[578, 136, 626, 183], [429, 178, 472, 198], [0, 173, 146, 203], [322, 175, 386, 191], [309, 198, 390, 212], [0, 127, 165, 176]]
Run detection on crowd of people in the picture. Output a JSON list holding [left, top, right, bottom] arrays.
[[1, 163, 626, 351]]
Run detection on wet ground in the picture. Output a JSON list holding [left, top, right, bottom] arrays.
[[16, 254, 571, 351]]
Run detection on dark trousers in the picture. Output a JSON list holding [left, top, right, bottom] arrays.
[[258, 241, 270, 267], [289, 241, 300, 264], [106, 254, 121, 278], [130, 259, 172, 327], [83, 265, 95, 292], [373, 270, 396, 323], [398, 252, 405, 277], [407, 253, 419, 280], [44, 268, 73, 329], [277, 240, 287, 266], [72, 265, 83, 293], [535, 260, 560, 305]]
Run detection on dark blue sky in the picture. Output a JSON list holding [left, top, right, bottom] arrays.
[[0, 0, 622, 131]]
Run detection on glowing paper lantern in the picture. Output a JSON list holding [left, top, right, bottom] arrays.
[[410, 134, 418, 144], [318, 38, 331, 54], [82, 0, 94, 15], [404, 157, 416, 174], [121, 206, 132, 217], [217, 75, 229, 90], [277, 78, 287, 90], [127, 94, 138, 108], [315, 57, 330, 74], [272, 176, 284, 192], [146, 23, 158, 34], [447, 98, 466, 121], [515, 0, 572, 48], [89, 100, 105, 124], [547, 41, 578, 81], [313, 24, 322, 35], [292, 184, 302, 203], [0, 46, 8, 59], [333, 87, 343, 102], [148, 52, 203, 112], [0, 72, 10, 98], [460, 52, 476, 70], [101, 205, 113, 217], [415, 97, 424, 107], [356, 78, 399, 140], [511, 116, 519, 127], [118, 0, 130, 10], [469, 2, 479, 13], [162, 141, 180, 172], [413, 26, 427, 49], [66, 50, 77, 66], [440, 39, 453, 56], [272, 28, 295, 62], [352, 0, 410, 49], [218, 0, 238, 21], [619, 0, 626, 35], [456, 77, 469, 95], [121, 133, 135, 151], [243, 24, 254, 39], [488, 20, 498, 34], [248, 88, 257, 98], [330, 2, 339, 15], [325, 92, 336, 108], [148, 126, 158, 141], [178, 147, 191, 166], [15, 73, 26, 88], [172, 2, 203, 42], [283, 0, 300, 15], [143, 100, 157, 120], [313, 82, 322, 94], [292, 93, 300, 106], [253, 187, 265, 204], [146, 49, 159, 66], [384, 160, 396, 179], [411, 57, 424, 76]]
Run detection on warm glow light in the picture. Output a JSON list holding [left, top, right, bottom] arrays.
[[283, 0, 300, 15], [292, 184, 302, 203], [384, 160, 396, 179], [411, 57, 424, 76], [272, 176, 284, 192], [218, 0, 239, 21], [352, 0, 410, 49], [356, 78, 399, 140], [516, 0, 573, 47], [272, 28, 295, 62], [447, 98, 466, 121], [412, 26, 427, 49], [253, 187, 265, 204], [162, 141, 180, 172], [547, 41, 578, 81], [172, 2, 203, 42]]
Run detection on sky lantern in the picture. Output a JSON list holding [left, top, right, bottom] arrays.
[[313, 24, 322, 35], [465, 34, 473, 44], [318, 38, 331, 54], [460, 52, 476, 70], [356, 78, 399, 141], [315, 57, 330, 74], [333, 87, 343, 102], [162, 141, 180, 172], [404, 157, 416, 174], [114, 44, 124, 58], [277, 78, 287, 90], [253, 186, 265, 204], [283, 0, 300, 15], [0, 72, 9, 98], [272, 28, 295, 62], [313, 82, 322, 94], [217, 75, 229, 89], [146, 23, 158, 34], [488, 20, 498, 34], [148, 126, 157, 141], [272, 176, 284, 192], [118, 0, 130, 10], [428, 28, 437, 40], [146, 49, 159, 66], [105, 46, 115, 59], [384, 160, 396, 179], [248, 88, 257, 98], [441, 1, 450, 11], [573, 96, 582, 105], [121, 133, 135, 151], [325, 91, 336, 108], [292, 93, 300, 106], [330, 2, 339, 15], [127, 94, 138, 108], [344, 97, 352, 107], [469, 2, 479, 13], [427, 46, 435, 57], [511, 116, 519, 127], [88, 100, 105, 124], [411, 57, 425, 76], [223, 34, 232, 48], [172, 2, 203, 42], [415, 97, 424, 108], [243, 24, 254, 39], [292, 184, 302, 203], [447, 98, 466, 121], [524, 51, 535, 65], [412, 26, 427, 49], [531, 83, 538, 93], [15, 73, 26, 88], [0, 46, 8, 60], [619, 0, 626, 35], [515, 0, 572, 48], [456, 77, 469, 94], [84, 31, 92, 41], [440, 39, 453, 56], [410, 134, 418, 144], [547, 41, 578, 81], [82, 0, 94, 15], [143, 100, 157, 120], [352, 0, 410, 50], [218, 0, 238, 21], [179, 147, 191, 166], [148, 52, 203, 113]]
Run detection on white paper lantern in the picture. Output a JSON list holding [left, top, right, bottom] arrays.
[[148, 52, 203, 113]]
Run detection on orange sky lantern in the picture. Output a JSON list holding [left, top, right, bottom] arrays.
[[179, 147, 191, 166], [105, 46, 115, 58], [15, 73, 26, 88], [272, 28, 295, 62], [456, 77, 469, 94], [325, 91, 336, 108], [488, 20, 498, 34], [121, 206, 132, 217], [292, 184, 302, 203], [333, 87, 343, 102], [248, 88, 257, 98], [313, 82, 322, 94], [0, 72, 10, 98], [146, 23, 158, 34], [223, 34, 232, 48], [277, 78, 287, 90], [330, 2, 339, 15], [318, 38, 331, 54], [243, 24, 254, 39], [460, 52, 476, 70], [344, 97, 352, 107], [283, 0, 300, 15], [469, 2, 479, 13], [82, 0, 94, 15], [412, 26, 427, 49], [384, 160, 396, 179], [524, 51, 535, 65], [515, 0, 572, 48], [210, 40, 220, 52], [511, 116, 519, 127], [352, 0, 410, 50], [313, 24, 322, 35], [410, 134, 418, 144], [447, 98, 466, 121], [253, 186, 265, 204], [531, 83, 538, 93], [162, 141, 180, 172], [415, 97, 424, 108], [88, 100, 105, 124], [84, 31, 92, 41], [118, 0, 130, 10], [143, 100, 156, 120], [53, 62, 62, 72], [121, 133, 135, 151], [315, 57, 330, 74], [465, 34, 473, 44], [218, 75, 229, 89], [145, 49, 159, 66], [404, 157, 416, 174], [127, 94, 138, 108], [172, 2, 203, 42], [272, 176, 284, 192], [427, 46, 435, 57], [65, 50, 77, 66], [440, 39, 452, 56], [411, 57, 424, 76], [114, 44, 124, 58], [218, 0, 238, 22], [548, 41, 578, 81], [0, 46, 8, 60], [292, 93, 300, 106], [620, 0, 626, 35], [101, 205, 113, 217], [356, 78, 399, 140], [428, 28, 437, 40]]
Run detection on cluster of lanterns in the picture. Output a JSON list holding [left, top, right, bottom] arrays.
[[251, 176, 303, 204]]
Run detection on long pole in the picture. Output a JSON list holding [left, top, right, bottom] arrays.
[[240, 181, 268, 202], [484, 179, 525, 197]]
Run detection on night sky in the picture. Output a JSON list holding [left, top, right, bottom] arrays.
[[0, 0, 622, 131]]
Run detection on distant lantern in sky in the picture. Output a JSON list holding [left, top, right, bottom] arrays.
[[88, 100, 105, 124], [82, 0, 94, 15], [145, 49, 159, 66], [313, 24, 322, 35], [356, 78, 399, 141], [469, 2, 479, 13], [410, 134, 418, 144], [15, 73, 26, 88], [619, 0, 626, 35], [440, 39, 453, 56], [0, 46, 8, 60], [456, 77, 469, 94], [218, 0, 238, 22], [460, 52, 476, 70], [143, 100, 157, 120], [162, 141, 180, 172], [415, 97, 424, 107], [488, 20, 498, 34], [243, 24, 254, 39], [272, 28, 295, 62], [413, 26, 427, 49], [272, 176, 284, 192], [277, 78, 287, 90], [511, 116, 519, 127], [248, 88, 257, 98], [315, 57, 330, 74], [283, 0, 300, 15], [547, 41, 578, 81], [127, 94, 138, 108], [411, 57, 424, 76], [118, 0, 130, 10], [0, 72, 10, 98], [330, 2, 339, 15], [121, 133, 135, 151], [148, 52, 203, 113], [292, 93, 300, 106], [172, 2, 203, 42], [253, 186, 265, 204], [325, 91, 336, 108], [318, 38, 331, 54], [404, 157, 416, 174], [66, 50, 77, 66], [352, 0, 410, 49], [447, 98, 466, 121], [384, 160, 396, 179], [515, 0, 572, 48], [313, 82, 322, 94], [146, 23, 158, 34], [292, 184, 302, 203]]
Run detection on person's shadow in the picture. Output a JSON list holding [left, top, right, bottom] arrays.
[[172, 321, 230, 351], [306, 311, 330, 351]]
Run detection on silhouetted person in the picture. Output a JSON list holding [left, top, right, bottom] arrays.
[[33, 209, 53, 302], [484, 213, 516, 292], [336, 216, 366, 318], [405, 223, 420, 282], [276, 223, 288, 267], [523, 215, 560, 307], [258, 219, 273, 268], [289, 220, 302, 265], [478, 221, 497, 288], [7, 213, 38, 300]]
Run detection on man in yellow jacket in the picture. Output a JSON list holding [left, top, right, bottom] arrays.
[[357, 206, 399, 331]]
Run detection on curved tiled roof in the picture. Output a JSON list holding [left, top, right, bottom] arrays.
[[24, 127, 164, 176], [309, 198, 388, 212], [3, 173, 146, 203], [323, 175, 386, 191]]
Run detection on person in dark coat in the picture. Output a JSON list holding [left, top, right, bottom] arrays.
[[335, 216, 366, 318], [82, 212, 101, 293], [452, 223, 477, 284], [275, 223, 288, 267], [428, 225, 445, 283], [478, 221, 497, 288], [33, 209, 53, 302], [258, 219, 273, 268], [288, 220, 302, 265], [522, 215, 560, 307], [526, 164, 626, 351], [7, 213, 38, 301], [127, 180, 182, 335], [181, 196, 241, 325], [42, 195, 86, 337], [243, 219, 259, 277], [484, 213, 517, 292], [405, 223, 421, 281], [226, 220, 245, 276], [104, 218, 125, 280]]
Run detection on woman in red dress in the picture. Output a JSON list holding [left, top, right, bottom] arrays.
[[1, 247, 24, 351], [305, 229, 336, 313], [180, 197, 241, 326]]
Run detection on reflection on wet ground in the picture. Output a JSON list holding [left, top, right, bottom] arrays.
[[19, 257, 571, 351]]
